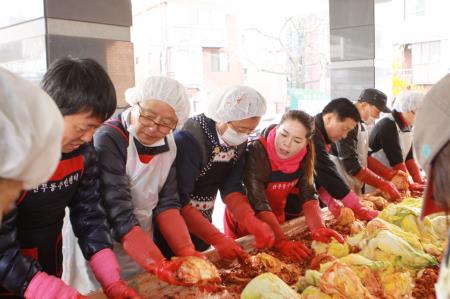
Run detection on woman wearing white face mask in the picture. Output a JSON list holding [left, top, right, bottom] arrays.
[[159, 85, 275, 256]]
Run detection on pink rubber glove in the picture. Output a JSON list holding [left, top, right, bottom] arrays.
[[24, 272, 86, 299], [89, 248, 142, 299], [341, 191, 379, 221], [317, 187, 342, 219]]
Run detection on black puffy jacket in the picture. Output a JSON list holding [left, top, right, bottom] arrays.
[[0, 143, 112, 296], [244, 125, 318, 214], [93, 115, 181, 242]]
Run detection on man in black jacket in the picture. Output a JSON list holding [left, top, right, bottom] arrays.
[[331, 89, 403, 201], [313, 98, 379, 221], [0, 58, 140, 298]]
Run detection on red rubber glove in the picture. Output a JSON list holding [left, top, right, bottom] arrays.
[[181, 204, 244, 259], [120, 226, 191, 287], [153, 258, 194, 286], [367, 156, 398, 180], [355, 167, 401, 200], [341, 191, 379, 221], [405, 159, 426, 184], [121, 226, 165, 272], [224, 192, 275, 249], [156, 208, 203, 258], [207, 233, 246, 260], [409, 182, 426, 192], [89, 248, 142, 299], [25, 272, 86, 299], [394, 162, 426, 192], [274, 239, 312, 260], [303, 200, 344, 244], [317, 187, 342, 219], [103, 281, 142, 299], [393, 162, 409, 175], [257, 210, 311, 260]]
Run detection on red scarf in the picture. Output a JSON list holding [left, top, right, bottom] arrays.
[[266, 128, 307, 173]]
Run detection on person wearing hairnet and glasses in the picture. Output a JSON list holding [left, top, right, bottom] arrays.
[[368, 91, 426, 193], [63, 76, 208, 293], [412, 74, 450, 298], [0, 67, 63, 225], [0, 58, 140, 299], [158, 85, 275, 256]]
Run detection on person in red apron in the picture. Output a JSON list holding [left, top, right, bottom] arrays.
[[0, 67, 63, 223], [164, 86, 274, 258], [62, 76, 204, 293], [0, 58, 139, 298], [369, 91, 426, 193], [413, 74, 450, 298], [313, 98, 379, 221], [330, 89, 403, 201], [224, 110, 344, 260]]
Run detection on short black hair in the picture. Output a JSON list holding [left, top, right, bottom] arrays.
[[41, 57, 116, 121], [322, 98, 361, 122]]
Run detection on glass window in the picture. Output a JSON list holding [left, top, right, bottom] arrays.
[[412, 41, 440, 65], [405, 0, 426, 19], [0, 0, 44, 28], [210, 51, 229, 72]]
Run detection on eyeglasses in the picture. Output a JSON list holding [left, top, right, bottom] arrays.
[[228, 122, 255, 135], [137, 102, 177, 132]]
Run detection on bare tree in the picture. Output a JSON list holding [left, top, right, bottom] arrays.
[[242, 14, 329, 89]]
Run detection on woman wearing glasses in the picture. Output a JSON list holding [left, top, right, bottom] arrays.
[[368, 91, 426, 193], [62, 77, 204, 293], [154, 86, 275, 259]]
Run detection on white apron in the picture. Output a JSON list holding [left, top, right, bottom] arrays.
[[330, 122, 368, 194], [366, 114, 412, 193], [62, 116, 176, 293]]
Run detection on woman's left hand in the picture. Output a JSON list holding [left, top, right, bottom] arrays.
[[311, 227, 344, 244]]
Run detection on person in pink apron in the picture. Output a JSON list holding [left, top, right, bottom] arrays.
[[313, 98, 379, 221], [413, 74, 450, 298], [369, 91, 426, 192], [62, 77, 204, 293], [330, 88, 404, 201], [224, 110, 344, 261]]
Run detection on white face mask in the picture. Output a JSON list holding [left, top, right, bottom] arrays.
[[365, 116, 376, 126], [221, 127, 249, 146]]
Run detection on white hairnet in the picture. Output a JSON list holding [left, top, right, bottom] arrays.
[[125, 76, 190, 128], [393, 91, 424, 112], [204, 85, 267, 123], [0, 67, 63, 189]]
